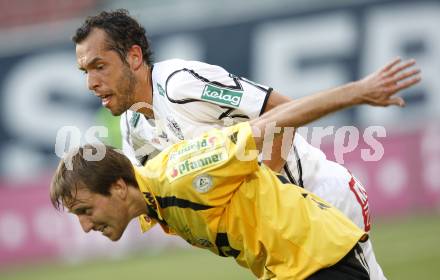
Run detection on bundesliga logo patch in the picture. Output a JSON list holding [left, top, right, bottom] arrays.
[[167, 116, 184, 140], [192, 174, 213, 193]]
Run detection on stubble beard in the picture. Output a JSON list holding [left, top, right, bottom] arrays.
[[110, 66, 137, 116]]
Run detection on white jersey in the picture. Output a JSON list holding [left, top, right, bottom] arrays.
[[122, 59, 318, 183], [123, 60, 329, 199], [120, 59, 386, 279]]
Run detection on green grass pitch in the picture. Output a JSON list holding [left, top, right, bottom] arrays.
[[1, 215, 439, 280]]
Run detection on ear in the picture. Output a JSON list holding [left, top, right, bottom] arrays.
[[110, 178, 129, 200], [127, 45, 144, 71]]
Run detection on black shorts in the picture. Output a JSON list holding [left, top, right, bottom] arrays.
[[307, 243, 370, 280]]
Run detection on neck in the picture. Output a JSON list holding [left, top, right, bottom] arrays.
[[127, 186, 148, 219], [133, 64, 154, 118]]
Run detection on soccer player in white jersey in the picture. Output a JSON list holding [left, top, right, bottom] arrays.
[[73, 9, 420, 279]]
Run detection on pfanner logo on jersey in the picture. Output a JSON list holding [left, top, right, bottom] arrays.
[[167, 148, 227, 181], [201, 84, 243, 108]]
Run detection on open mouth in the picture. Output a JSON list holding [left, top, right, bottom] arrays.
[[101, 95, 112, 107], [95, 225, 108, 233]]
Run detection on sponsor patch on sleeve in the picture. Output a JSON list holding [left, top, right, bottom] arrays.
[[201, 84, 243, 108]]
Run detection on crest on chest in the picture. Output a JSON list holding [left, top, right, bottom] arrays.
[[166, 116, 184, 140]]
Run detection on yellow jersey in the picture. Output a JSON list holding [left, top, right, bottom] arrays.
[[135, 122, 366, 279]]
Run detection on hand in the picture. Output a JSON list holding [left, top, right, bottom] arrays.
[[355, 57, 421, 107]]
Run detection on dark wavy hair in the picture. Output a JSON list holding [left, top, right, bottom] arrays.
[[72, 9, 153, 65]]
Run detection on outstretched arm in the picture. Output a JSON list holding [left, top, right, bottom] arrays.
[[260, 91, 293, 172], [250, 58, 421, 152]]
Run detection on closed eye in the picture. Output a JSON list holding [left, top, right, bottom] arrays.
[[73, 207, 92, 216]]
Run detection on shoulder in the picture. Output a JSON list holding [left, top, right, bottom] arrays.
[[153, 59, 227, 80], [154, 59, 228, 73], [153, 59, 231, 102]]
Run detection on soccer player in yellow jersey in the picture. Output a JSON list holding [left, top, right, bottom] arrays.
[[50, 58, 420, 279]]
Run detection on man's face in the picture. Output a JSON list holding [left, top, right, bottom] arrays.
[[76, 28, 137, 116], [67, 186, 130, 241]]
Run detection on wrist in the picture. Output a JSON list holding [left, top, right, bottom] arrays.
[[343, 81, 364, 106]]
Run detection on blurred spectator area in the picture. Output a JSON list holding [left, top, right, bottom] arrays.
[[0, 0, 438, 269], [0, 0, 98, 28]]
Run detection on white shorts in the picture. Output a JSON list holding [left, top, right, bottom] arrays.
[[281, 135, 386, 279]]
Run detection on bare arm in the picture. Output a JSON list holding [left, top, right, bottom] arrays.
[[261, 91, 293, 172], [251, 58, 421, 152]]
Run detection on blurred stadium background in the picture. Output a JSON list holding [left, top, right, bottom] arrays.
[[0, 0, 439, 279]]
